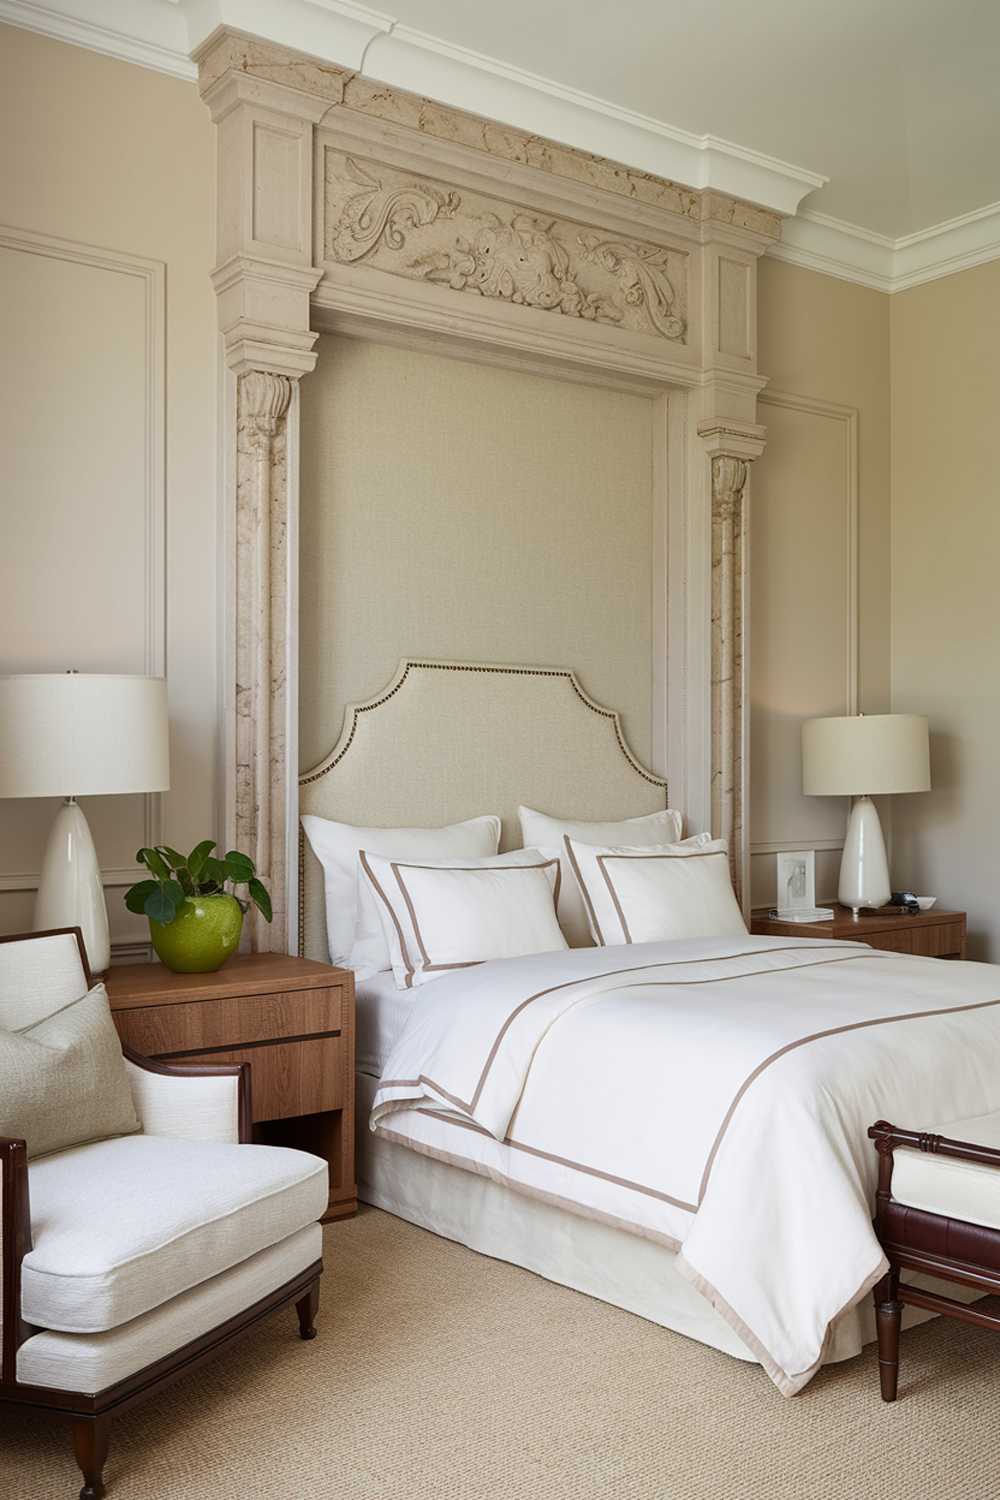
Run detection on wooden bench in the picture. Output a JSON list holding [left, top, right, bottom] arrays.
[[869, 1115, 1000, 1400]]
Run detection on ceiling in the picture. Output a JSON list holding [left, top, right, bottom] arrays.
[[5, 0, 1000, 290], [381, 0, 1000, 241]]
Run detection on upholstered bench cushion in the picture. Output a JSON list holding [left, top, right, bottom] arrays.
[[893, 1110, 1000, 1232], [23, 1135, 328, 1334]]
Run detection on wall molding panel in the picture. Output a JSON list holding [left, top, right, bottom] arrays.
[[750, 388, 859, 863], [0, 225, 166, 905]]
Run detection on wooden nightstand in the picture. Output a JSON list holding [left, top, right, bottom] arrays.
[[105, 953, 356, 1221], [750, 905, 967, 959]]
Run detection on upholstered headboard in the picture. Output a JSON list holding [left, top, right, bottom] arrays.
[[297, 659, 668, 961]]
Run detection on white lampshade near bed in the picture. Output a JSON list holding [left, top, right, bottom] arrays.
[[802, 713, 930, 915], [0, 673, 170, 972]]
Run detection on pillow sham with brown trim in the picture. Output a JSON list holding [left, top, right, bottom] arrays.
[[360, 849, 566, 989], [563, 835, 746, 946]]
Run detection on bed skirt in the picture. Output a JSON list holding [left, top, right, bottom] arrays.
[[355, 1070, 964, 1371]]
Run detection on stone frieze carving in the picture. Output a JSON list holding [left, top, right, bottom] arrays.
[[324, 153, 687, 342]]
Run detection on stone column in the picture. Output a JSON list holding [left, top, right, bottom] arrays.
[[198, 46, 328, 952], [710, 454, 750, 899], [698, 418, 765, 911], [236, 372, 293, 950]]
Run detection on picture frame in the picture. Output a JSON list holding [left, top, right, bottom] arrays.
[[775, 849, 817, 916]]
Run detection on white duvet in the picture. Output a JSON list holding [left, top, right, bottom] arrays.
[[372, 935, 1000, 1394]]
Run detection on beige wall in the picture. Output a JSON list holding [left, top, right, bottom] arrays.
[[0, 26, 217, 954], [890, 259, 1000, 959], [751, 258, 892, 906], [300, 336, 655, 775]]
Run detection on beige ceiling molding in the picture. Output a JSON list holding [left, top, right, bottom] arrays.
[[10, 0, 998, 293], [771, 202, 1000, 295], [3, 0, 821, 219]]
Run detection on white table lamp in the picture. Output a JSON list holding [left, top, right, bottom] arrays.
[[0, 673, 169, 972], [801, 713, 930, 916]]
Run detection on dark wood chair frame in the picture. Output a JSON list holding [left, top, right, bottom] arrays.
[[0, 929, 323, 1500], [869, 1118, 1000, 1402]]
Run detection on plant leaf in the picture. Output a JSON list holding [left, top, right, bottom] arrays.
[[202, 856, 230, 886], [144, 880, 184, 924], [224, 850, 255, 882], [187, 839, 216, 881], [124, 880, 158, 915], [156, 846, 187, 870], [136, 847, 170, 881], [248, 877, 272, 923]]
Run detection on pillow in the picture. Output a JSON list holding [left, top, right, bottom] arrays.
[[563, 836, 746, 947], [301, 813, 501, 974], [0, 982, 142, 1160], [518, 805, 685, 947], [360, 848, 567, 989]]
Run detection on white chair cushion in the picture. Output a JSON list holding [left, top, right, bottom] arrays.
[[893, 1111, 1000, 1232], [23, 1135, 328, 1333], [18, 1222, 322, 1394]]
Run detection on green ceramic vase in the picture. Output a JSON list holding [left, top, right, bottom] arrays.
[[149, 894, 244, 973]]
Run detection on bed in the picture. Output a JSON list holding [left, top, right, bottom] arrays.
[[299, 659, 999, 1395]]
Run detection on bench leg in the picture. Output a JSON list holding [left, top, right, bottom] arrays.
[[875, 1271, 902, 1402], [72, 1415, 110, 1500]]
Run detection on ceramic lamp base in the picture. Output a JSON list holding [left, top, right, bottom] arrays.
[[838, 795, 891, 916], [33, 798, 110, 973]]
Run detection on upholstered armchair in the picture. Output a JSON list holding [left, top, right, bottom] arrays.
[[0, 929, 327, 1500]]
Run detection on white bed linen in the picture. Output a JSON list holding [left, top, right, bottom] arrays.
[[372, 935, 1000, 1395], [356, 971, 413, 1075]]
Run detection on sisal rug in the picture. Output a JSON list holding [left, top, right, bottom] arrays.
[[4, 1206, 999, 1500]]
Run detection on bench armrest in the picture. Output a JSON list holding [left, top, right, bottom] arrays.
[[869, 1119, 1000, 1171], [124, 1048, 252, 1145], [0, 1135, 31, 1386]]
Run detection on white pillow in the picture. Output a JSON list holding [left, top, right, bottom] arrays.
[[359, 848, 567, 989], [301, 814, 501, 973], [563, 835, 746, 946], [518, 805, 684, 947]]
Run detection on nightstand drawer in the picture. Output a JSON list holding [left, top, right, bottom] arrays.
[[201, 1036, 346, 1122], [112, 986, 343, 1058]]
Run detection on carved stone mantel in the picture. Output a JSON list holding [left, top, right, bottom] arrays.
[[197, 28, 776, 949]]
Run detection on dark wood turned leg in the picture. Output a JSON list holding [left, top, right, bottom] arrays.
[[876, 1292, 902, 1402], [296, 1282, 319, 1340], [72, 1416, 110, 1500]]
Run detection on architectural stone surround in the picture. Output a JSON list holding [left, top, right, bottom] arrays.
[[197, 27, 771, 950]]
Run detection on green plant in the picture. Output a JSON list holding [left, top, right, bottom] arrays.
[[124, 841, 272, 926]]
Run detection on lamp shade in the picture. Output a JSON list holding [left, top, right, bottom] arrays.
[[802, 714, 930, 798], [0, 673, 169, 798]]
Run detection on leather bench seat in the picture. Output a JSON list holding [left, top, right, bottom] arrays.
[[23, 1135, 328, 1333], [892, 1110, 1000, 1233]]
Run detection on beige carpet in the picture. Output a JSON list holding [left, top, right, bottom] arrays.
[[4, 1206, 1000, 1500]]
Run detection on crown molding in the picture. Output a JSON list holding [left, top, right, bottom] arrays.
[[6, 0, 1000, 293], [2, 0, 823, 218], [0, 0, 196, 78], [363, 23, 824, 216], [769, 201, 1000, 294]]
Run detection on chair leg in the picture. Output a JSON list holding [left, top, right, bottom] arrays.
[[296, 1282, 319, 1341], [875, 1271, 902, 1402], [72, 1415, 110, 1500]]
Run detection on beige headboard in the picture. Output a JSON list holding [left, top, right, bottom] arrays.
[[298, 659, 668, 960]]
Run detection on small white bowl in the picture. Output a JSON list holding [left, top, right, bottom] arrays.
[[915, 896, 937, 911]]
